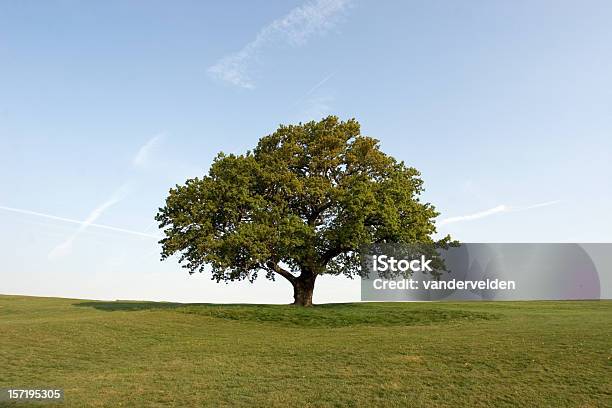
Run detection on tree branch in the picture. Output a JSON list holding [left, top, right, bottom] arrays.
[[307, 201, 333, 226], [265, 261, 296, 283], [319, 245, 350, 265]]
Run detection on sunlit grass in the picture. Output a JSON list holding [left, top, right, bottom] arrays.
[[1, 295, 610, 407]]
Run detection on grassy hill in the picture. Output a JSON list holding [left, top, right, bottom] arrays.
[[1, 295, 610, 407]]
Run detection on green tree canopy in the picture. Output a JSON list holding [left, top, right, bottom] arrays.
[[156, 116, 451, 306]]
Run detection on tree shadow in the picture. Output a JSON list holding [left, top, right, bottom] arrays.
[[73, 301, 188, 312], [72, 301, 310, 312], [73, 300, 364, 312], [72, 301, 498, 327]]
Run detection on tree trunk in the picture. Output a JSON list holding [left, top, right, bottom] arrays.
[[292, 275, 316, 307]]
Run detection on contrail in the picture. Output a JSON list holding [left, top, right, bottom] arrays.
[[48, 184, 131, 258], [438, 200, 560, 226], [291, 71, 336, 108], [46, 135, 165, 258], [513, 200, 561, 212], [438, 205, 508, 226], [302, 72, 336, 98], [0, 205, 160, 239]]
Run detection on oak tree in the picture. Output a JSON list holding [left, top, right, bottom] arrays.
[[156, 116, 450, 306]]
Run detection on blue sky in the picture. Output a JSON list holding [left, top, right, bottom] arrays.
[[1, 0, 611, 302]]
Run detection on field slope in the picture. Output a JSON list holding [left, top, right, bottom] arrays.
[[1, 295, 610, 407]]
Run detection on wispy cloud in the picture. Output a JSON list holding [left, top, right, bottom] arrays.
[[438, 200, 560, 226], [132, 134, 164, 170], [0, 205, 160, 239], [208, 0, 351, 89]]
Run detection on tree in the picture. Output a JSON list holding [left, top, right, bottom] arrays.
[[156, 116, 451, 306]]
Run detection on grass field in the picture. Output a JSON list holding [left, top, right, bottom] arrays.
[[1, 295, 610, 407]]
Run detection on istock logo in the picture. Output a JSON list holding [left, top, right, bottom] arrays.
[[371, 255, 433, 273]]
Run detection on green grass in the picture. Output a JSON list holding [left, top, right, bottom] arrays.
[[73, 301, 498, 327], [1, 296, 610, 407]]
